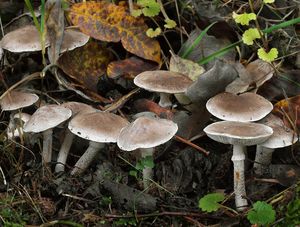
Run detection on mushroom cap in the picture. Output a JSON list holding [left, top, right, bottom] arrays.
[[61, 101, 96, 116], [0, 91, 39, 111], [258, 114, 298, 148], [204, 121, 273, 146], [60, 29, 89, 53], [0, 25, 50, 52], [68, 112, 129, 143], [24, 105, 72, 133], [134, 70, 193, 94], [117, 116, 178, 151], [206, 92, 273, 122]]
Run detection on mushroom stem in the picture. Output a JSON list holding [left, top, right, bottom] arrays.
[[42, 129, 53, 164], [159, 93, 172, 108], [55, 129, 75, 172], [231, 144, 248, 211], [71, 141, 105, 176], [253, 146, 274, 175], [140, 148, 154, 189]]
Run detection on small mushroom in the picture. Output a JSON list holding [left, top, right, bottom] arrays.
[[0, 90, 39, 111], [0, 25, 50, 52], [204, 121, 273, 210], [206, 92, 273, 122], [134, 70, 193, 108], [68, 112, 129, 175], [254, 114, 298, 175], [6, 113, 31, 140], [24, 105, 72, 164], [117, 116, 178, 189], [55, 101, 96, 173], [60, 28, 89, 53]]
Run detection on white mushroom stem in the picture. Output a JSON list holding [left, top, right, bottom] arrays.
[[159, 93, 172, 108], [140, 148, 154, 189], [55, 129, 75, 172], [42, 129, 53, 164], [231, 144, 248, 211], [253, 146, 274, 175], [71, 141, 105, 176]]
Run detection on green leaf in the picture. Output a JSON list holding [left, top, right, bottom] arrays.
[[232, 12, 257, 26], [131, 9, 143, 17], [146, 27, 161, 38], [141, 156, 154, 168], [247, 201, 276, 225], [164, 19, 177, 29], [264, 0, 275, 3], [199, 193, 225, 212], [129, 170, 138, 178], [242, 28, 260, 45], [257, 48, 278, 62], [137, 0, 160, 17]]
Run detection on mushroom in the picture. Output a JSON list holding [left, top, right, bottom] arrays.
[[254, 114, 298, 175], [0, 90, 39, 111], [60, 28, 89, 53], [0, 25, 50, 52], [68, 112, 129, 175], [117, 116, 178, 188], [204, 121, 273, 210], [55, 101, 96, 173], [134, 70, 193, 108], [6, 112, 31, 140], [24, 104, 72, 164], [206, 92, 273, 122]]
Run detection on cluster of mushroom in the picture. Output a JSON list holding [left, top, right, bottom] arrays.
[[203, 92, 297, 210]]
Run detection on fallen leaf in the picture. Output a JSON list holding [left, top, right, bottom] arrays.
[[57, 40, 113, 93], [107, 56, 158, 79], [45, 0, 65, 64], [68, 1, 161, 63]]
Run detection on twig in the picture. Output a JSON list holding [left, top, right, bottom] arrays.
[[174, 135, 209, 156]]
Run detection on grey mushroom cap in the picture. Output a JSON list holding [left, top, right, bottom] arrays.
[[61, 101, 96, 116], [68, 112, 129, 143], [0, 91, 39, 111], [204, 121, 273, 146], [1, 25, 50, 52], [24, 105, 72, 133], [206, 92, 273, 122], [258, 114, 298, 149], [117, 116, 178, 151], [60, 29, 89, 53], [134, 70, 193, 94]]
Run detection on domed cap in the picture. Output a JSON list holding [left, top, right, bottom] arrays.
[[206, 92, 273, 122], [60, 29, 89, 53], [204, 121, 273, 146], [0, 91, 39, 111], [1, 25, 50, 52], [24, 105, 72, 133], [117, 116, 178, 151], [258, 114, 298, 149], [134, 70, 193, 94], [68, 112, 129, 143], [61, 101, 96, 116]]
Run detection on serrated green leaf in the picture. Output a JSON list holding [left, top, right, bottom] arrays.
[[257, 48, 278, 62], [199, 193, 225, 212], [131, 9, 143, 17], [137, 0, 160, 17], [247, 201, 276, 225], [146, 27, 161, 38], [164, 19, 177, 28], [232, 12, 257, 26], [264, 0, 275, 3], [242, 28, 260, 45]]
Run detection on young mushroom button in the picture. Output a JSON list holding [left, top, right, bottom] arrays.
[[254, 114, 298, 175], [206, 92, 273, 122], [134, 70, 193, 108], [204, 121, 273, 211], [23, 105, 72, 164], [117, 116, 178, 189], [68, 112, 129, 176]]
